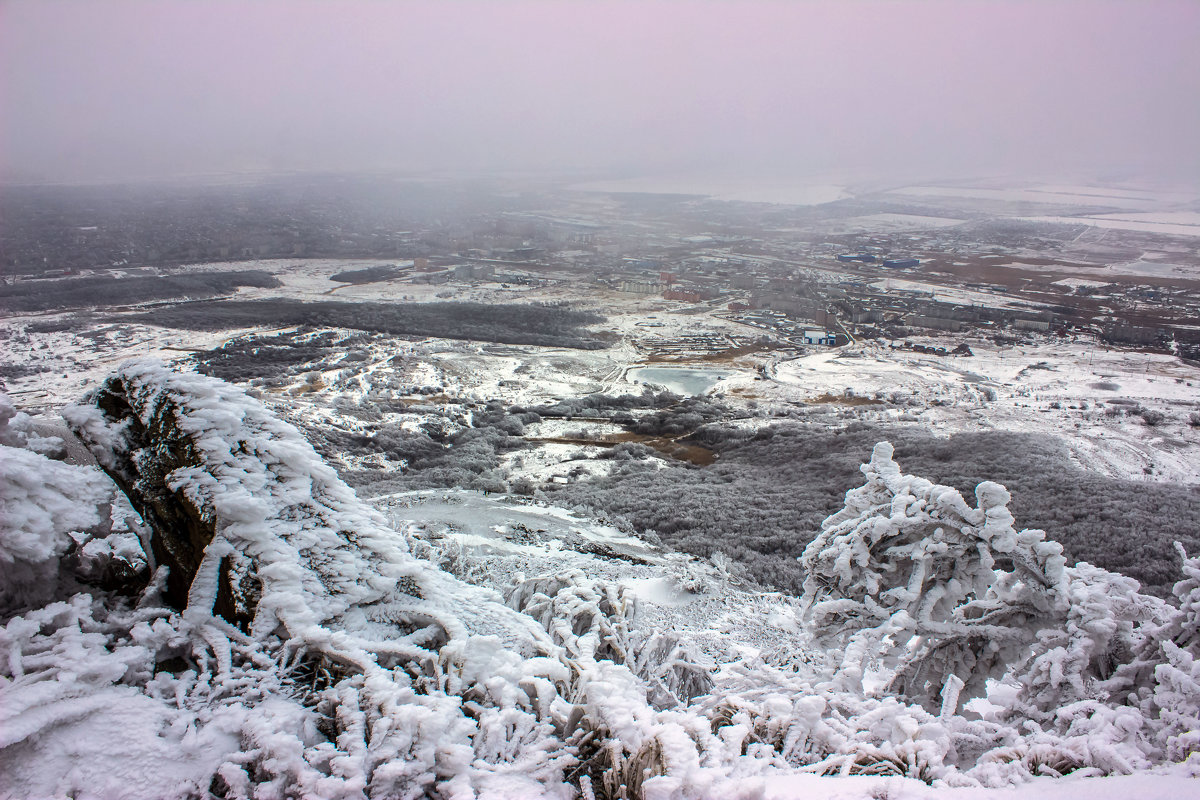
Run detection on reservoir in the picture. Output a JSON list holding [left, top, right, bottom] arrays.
[[628, 366, 730, 395]]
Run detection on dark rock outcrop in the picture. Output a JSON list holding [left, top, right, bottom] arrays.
[[72, 373, 259, 625], [64, 359, 548, 655]]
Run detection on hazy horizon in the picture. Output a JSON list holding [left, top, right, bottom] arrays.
[[3, 0, 1198, 189]]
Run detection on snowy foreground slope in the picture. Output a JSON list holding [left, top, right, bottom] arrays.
[[1, 363, 1199, 799]]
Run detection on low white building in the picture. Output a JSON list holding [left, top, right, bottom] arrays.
[[620, 279, 663, 295]]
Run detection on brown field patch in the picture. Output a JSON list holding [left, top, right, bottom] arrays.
[[807, 393, 884, 406], [644, 343, 774, 364]]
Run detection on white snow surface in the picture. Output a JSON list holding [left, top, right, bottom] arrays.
[[1018, 215, 1200, 239], [886, 184, 1196, 211], [755, 770, 1199, 799], [761, 339, 1200, 484], [5, 366, 1199, 797], [0, 444, 108, 571]]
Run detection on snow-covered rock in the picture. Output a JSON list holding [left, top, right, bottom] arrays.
[[0, 442, 111, 613]]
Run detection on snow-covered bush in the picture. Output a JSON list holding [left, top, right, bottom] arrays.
[[0, 391, 65, 457], [798, 442, 1071, 710], [0, 443, 111, 613], [507, 570, 714, 708], [1138, 407, 1166, 426], [795, 441, 1200, 777], [1004, 562, 1168, 724]]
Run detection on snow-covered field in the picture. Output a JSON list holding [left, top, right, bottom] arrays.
[[868, 278, 1051, 312], [0, 321, 255, 409], [765, 338, 1200, 484], [5, 259, 1199, 491], [260, 303, 1200, 489], [812, 213, 967, 234], [998, 258, 1200, 281], [886, 184, 1196, 211], [1019, 215, 1200, 239]]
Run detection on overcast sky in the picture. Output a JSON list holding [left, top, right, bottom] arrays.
[[2, 0, 1197, 186]]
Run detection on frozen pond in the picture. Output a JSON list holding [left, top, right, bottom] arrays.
[[628, 366, 731, 395]]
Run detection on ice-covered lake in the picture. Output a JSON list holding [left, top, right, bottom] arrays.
[[628, 366, 730, 395]]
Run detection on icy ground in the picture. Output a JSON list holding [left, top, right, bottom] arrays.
[[369, 489, 810, 664]]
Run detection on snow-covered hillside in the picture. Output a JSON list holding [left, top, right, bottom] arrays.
[[2, 365, 1199, 799]]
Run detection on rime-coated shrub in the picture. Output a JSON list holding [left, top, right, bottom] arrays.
[[1139, 408, 1166, 426]]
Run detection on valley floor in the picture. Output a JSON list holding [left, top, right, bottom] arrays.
[[5, 257, 1199, 487], [4, 258, 1200, 798]]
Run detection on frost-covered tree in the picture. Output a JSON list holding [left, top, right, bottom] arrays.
[[507, 570, 714, 709], [799, 442, 1072, 709], [797, 441, 1200, 774], [1086, 544, 1200, 764]]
